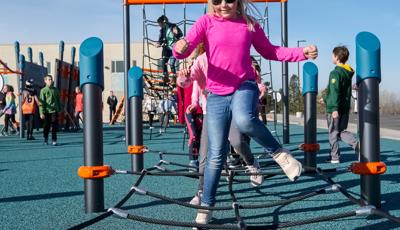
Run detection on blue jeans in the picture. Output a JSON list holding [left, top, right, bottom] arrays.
[[202, 80, 281, 206]]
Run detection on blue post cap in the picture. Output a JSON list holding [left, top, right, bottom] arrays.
[[79, 37, 104, 89], [59, 41, 65, 53], [27, 47, 33, 62], [19, 54, 25, 71], [14, 41, 20, 53], [302, 62, 318, 95], [128, 66, 143, 99], [39, 52, 44, 66], [356, 32, 381, 84], [14, 41, 20, 63]]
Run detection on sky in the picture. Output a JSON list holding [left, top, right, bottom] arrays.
[[0, 0, 399, 94]]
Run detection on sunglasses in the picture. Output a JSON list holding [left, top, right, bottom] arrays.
[[212, 0, 237, 5]]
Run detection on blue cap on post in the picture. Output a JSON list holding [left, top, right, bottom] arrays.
[[39, 52, 44, 66], [128, 66, 143, 99], [302, 62, 318, 96], [79, 37, 104, 89], [15, 41, 20, 63], [19, 54, 25, 71], [356, 32, 381, 84], [27, 47, 33, 62]]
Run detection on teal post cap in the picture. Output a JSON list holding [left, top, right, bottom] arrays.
[[14, 41, 20, 53], [39, 52, 44, 63], [356, 32, 381, 84], [59, 41, 65, 53], [128, 66, 143, 99], [79, 37, 104, 89], [27, 47, 33, 62], [302, 62, 318, 95], [19, 54, 25, 70]]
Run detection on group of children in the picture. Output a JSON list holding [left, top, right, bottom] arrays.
[[0, 75, 84, 145], [151, 0, 359, 226]]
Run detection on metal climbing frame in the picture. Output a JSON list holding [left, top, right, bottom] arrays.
[[123, 0, 291, 148]]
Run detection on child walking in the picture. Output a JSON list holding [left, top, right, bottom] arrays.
[[173, 0, 317, 224], [39, 75, 62, 146], [22, 79, 40, 140], [2, 85, 18, 136], [322, 46, 358, 163]]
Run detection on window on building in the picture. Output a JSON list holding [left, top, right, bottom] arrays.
[[111, 60, 124, 73]]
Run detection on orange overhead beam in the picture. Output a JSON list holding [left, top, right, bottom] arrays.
[[126, 0, 286, 5]]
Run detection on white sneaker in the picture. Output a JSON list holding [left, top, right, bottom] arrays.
[[189, 190, 202, 205], [194, 209, 212, 227], [190, 195, 201, 206], [273, 148, 302, 181], [246, 159, 264, 187]]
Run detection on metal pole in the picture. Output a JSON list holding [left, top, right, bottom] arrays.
[[281, 1, 289, 144], [356, 32, 381, 208], [297, 40, 306, 112], [123, 1, 131, 145], [79, 37, 104, 213], [128, 67, 144, 172], [302, 62, 318, 172], [14, 42, 23, 138]]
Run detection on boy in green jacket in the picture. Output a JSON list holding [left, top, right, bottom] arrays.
[[39, 75, 62, 146], [322, 46, 358, 164]]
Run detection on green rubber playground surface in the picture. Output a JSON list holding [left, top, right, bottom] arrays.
[[0, 123, 399, 229]]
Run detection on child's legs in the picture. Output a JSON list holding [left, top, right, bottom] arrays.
[[169, 56, 177, 74], [4, 114, 10, 132], [43, 113, 51, 139], [202, 93, 232, 206], [50, 113, 58, 141], [327, 113, 340, 160], [338, 114, 358, 149], [25, 114, 32, 136], [163, 112, 170, 129], [197, 114, 208, 192], [232, 81, 281, 153], [228, 121, 254, 165]]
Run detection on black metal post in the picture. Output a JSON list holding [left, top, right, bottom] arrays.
[[80, 37, 104, 213], [356, 32, 381, 208]]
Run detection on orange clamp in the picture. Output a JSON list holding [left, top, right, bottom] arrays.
[[128, 145, 146, 155], [299, 143, 320, 152], [350, 162, 386, 175], [78, 165, 113, 179]]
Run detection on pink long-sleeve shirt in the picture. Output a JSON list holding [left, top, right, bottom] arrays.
[[174, 14, 307, 95], [177, 53, 208, 114]]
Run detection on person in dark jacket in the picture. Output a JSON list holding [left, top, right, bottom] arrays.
[[321, 46, 358, 164], [106, 90, 118, 122], [156, 15, 183, 83]]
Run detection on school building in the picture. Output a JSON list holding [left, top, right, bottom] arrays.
[[0, 42, 163, 124]]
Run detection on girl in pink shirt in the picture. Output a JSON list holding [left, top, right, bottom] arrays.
[[174, 0, 318, 224]]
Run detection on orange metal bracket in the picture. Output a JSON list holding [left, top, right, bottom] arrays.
[[126, 0, 286, 5], [350, 162, 386, 175], [78, 165, 113, 179], [299, 143, 320, 152], [128, 145, 147, 155]]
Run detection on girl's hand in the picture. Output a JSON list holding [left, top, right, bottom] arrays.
[[303, 45, 318, 59], [175, 39, 189, 54], [185, 104, 196, 114]]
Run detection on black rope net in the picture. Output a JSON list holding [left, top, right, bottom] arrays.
[[68, 151, 400, 229]]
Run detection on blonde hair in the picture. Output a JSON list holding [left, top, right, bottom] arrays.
[[208, 0, 257, 31]]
